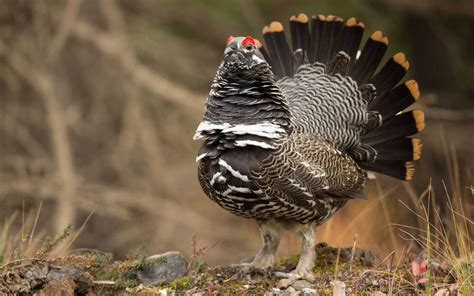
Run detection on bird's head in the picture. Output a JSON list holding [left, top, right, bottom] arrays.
[[222, 36, 267, 71]]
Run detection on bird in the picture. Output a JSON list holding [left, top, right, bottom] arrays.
[[193, 13, 424, 281]]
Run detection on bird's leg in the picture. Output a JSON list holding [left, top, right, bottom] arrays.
[[231, 220, 280, 272], [252, 220, 281, 268], [275, 223, 316, 282]]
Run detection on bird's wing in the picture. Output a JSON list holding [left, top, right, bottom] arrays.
[[251, 133, 366, 210]]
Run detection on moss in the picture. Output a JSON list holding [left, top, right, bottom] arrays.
[[194, 260, 206, 273], [277, 253, 300, 267], [167, 276, 190, 291]]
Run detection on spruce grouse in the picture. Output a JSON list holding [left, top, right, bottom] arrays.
[[193, 13, 424, 281]]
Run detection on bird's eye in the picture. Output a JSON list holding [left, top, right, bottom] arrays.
[[226, 35, 234, 45], [242, 36, 255, 50]]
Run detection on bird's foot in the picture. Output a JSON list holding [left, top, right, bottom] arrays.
[[228, 262, 255, 274], [274, 269, 316, 283], [228, 262, 273, 282]]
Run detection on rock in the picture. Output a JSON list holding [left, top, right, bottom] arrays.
[[332, 280, 346, 296], [137, 251, 188, 286], [434, 288, 449, 296], [39, 276, 76, 296], [286, 286, 298, 296], [277, 278, 291, 289], [292, 279, 312, 291], [1, 262, 93, 294], [47, 265, 94, 294], [302, 287, 317, 296]]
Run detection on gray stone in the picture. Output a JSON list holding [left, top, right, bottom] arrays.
[[292, 279, 312, 291], [137, 251, 188, 286], [332, 280, 346, 296], [285, 286, 299, 296], [302, 287, 317, 296]]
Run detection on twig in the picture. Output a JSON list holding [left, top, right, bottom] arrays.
[[349, 234, 358, 272], [28, 200, 43, 250], [69, 19, 204, 113], [0, 39, 79, 233], [48, 0, 83, 61]]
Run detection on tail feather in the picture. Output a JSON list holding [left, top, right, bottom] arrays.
[[321, 16, 344, 65], [372, 80, 420, 120], [349, 31, 388, 84], [372, 138, 422, 161], [358, 160, 415, 181], [363, 110, 425, 145], [308, 15, 326, 63], [338, 18, 365, 68], [255, 39, 271, 66], [369, 52, 409, 100], [259, 14, 424, 181], [262, 22, 293, 77], [289, 14, 310, 54]]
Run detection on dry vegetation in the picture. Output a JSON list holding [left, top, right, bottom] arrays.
[[0, 0, 473, 294]]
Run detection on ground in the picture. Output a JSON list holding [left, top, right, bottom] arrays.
[[0, 242, 462, 295]]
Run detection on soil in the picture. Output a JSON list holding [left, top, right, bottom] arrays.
[[0, 243, 460, 295]]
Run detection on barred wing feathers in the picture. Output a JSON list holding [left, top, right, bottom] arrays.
[[249, 133, 366, 223]]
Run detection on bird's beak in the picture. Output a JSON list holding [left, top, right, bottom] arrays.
[[223, 47, 243, 64]]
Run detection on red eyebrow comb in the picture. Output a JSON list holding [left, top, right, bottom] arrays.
[[241, 36, 255, 47]]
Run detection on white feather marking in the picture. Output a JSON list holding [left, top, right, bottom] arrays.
[[218, 159, 250, 182], [356, 50, 362, 60], [195, 153, 208, 162], [367, 172, 377, 179], [227, 194, 252, 201], [228, 185, 251, 193], [193, 121, 231, 140], [222, 188, 232, 196], [252, 54, 265, 64], [287, 178, 313, 197], [234, 140, 275, 149], [300, 161, 326, 177], [221, 122, 285, 139], [210, 172, 222, 186]]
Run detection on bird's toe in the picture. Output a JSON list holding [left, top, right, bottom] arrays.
[[274, 270, 316, 283]]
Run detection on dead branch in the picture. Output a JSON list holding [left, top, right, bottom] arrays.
[[69, 19, 204, 114], [0, 41, 78, 232], [48, 0, 83, 61]]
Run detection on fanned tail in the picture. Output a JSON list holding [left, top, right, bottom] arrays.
[[259, 13, 424, 181]]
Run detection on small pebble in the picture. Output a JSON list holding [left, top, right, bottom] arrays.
[[332, 280, 346, 296], [286, 286, 298, 296], [302, 287, 317, 296], [292, 279, 312, 291], [277, 278, 291, 288]]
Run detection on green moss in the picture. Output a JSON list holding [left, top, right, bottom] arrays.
[[167, 276, 190, 291], [91, 250, 113, 266], [277, 253, 300, 267], [194, 260, 206, 273]]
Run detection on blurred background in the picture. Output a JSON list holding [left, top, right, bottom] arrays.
[[0, 0, 472, 265]]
